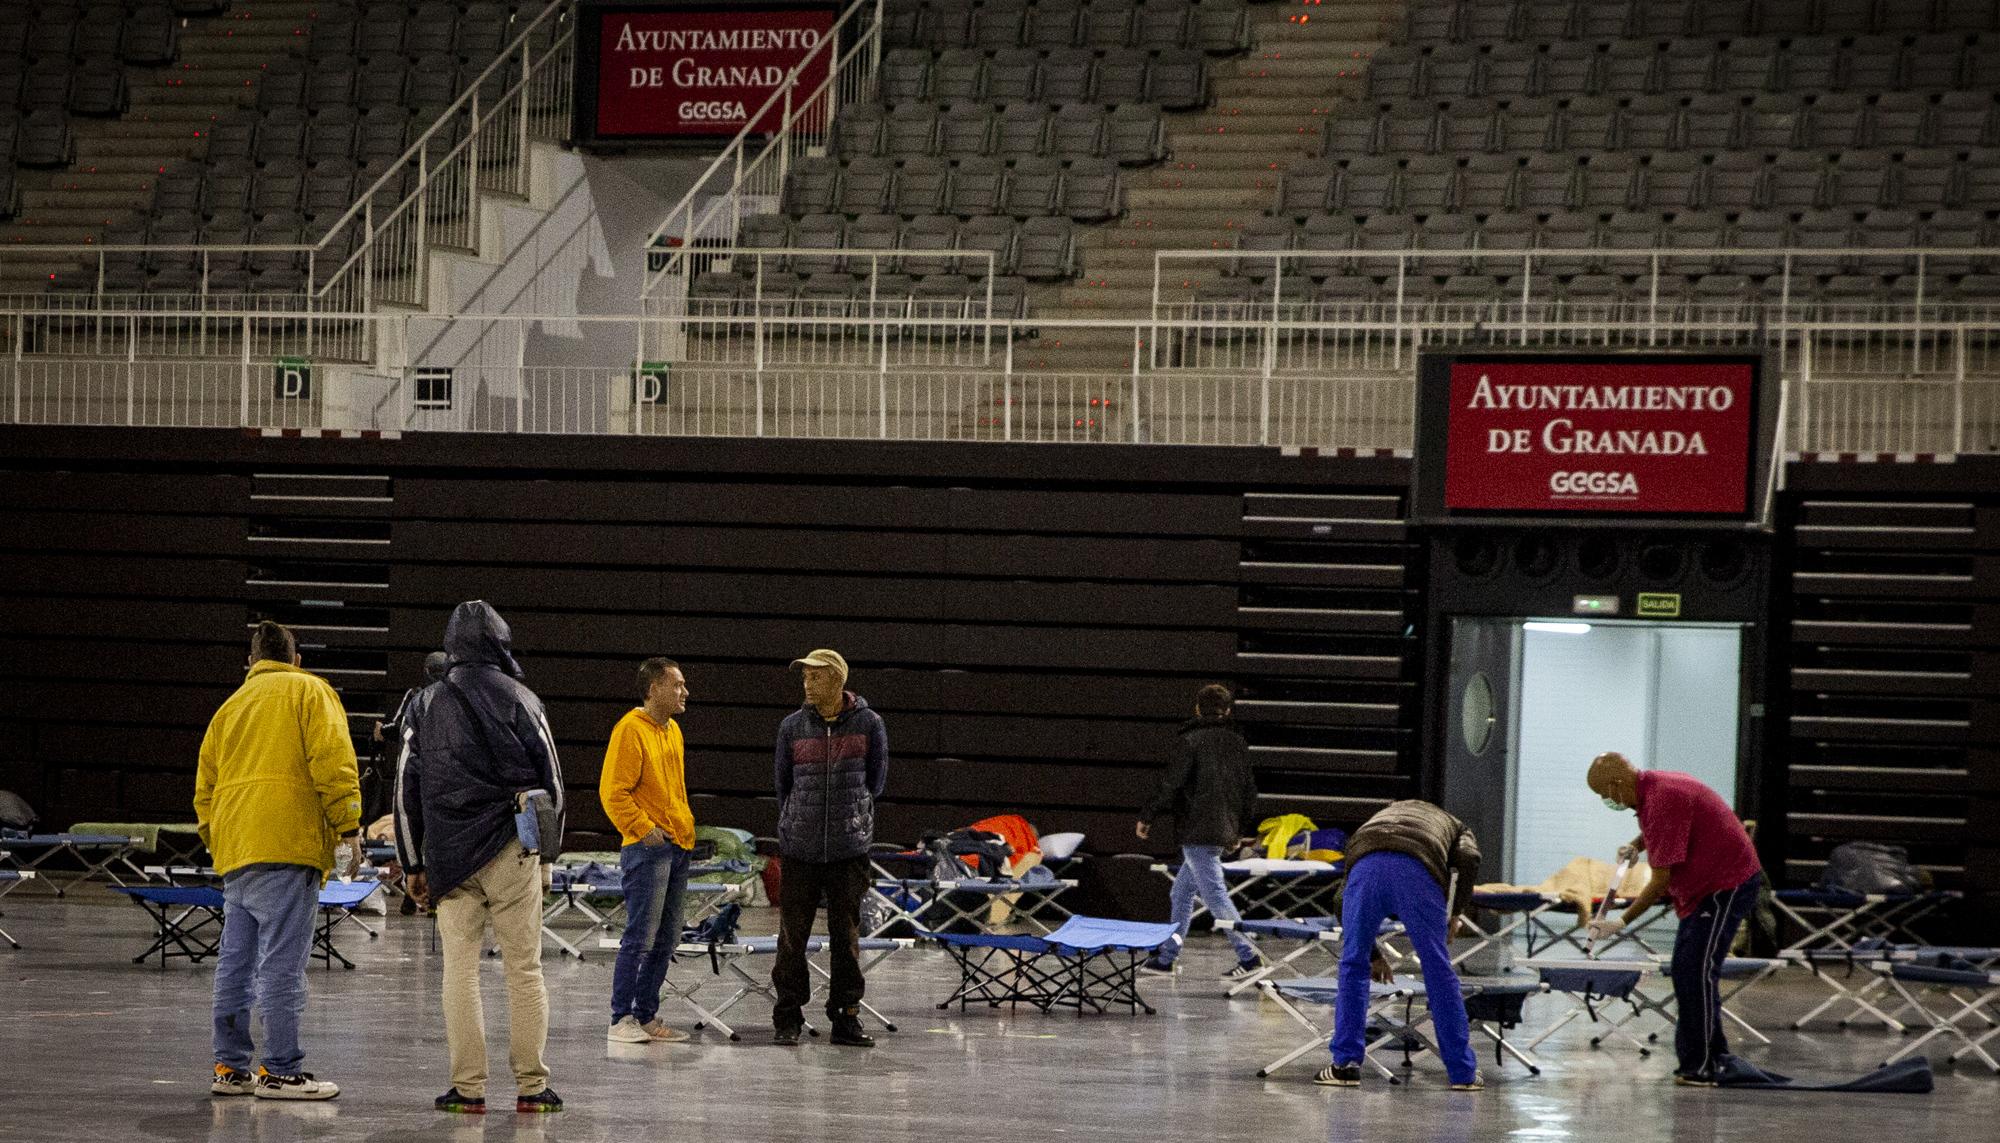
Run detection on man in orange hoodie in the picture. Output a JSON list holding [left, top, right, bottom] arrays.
[[600, 657, 698, 1044]]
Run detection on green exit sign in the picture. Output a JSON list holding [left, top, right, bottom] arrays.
[[1637, 593, 1682, 619]]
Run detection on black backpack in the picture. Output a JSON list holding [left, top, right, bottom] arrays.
[[1817, 841, 1926, 896], [0, 789, 37, 832]]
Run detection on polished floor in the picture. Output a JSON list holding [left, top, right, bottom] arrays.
[[0, 891, 1993, 1143]]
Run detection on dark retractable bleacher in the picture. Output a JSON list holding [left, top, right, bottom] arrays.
[[1243, 0, 2000, 317]]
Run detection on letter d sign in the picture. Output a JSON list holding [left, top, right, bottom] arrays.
[[274, 357, 312, 401]]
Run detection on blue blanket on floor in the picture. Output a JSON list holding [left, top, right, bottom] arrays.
[[1715, 1055, 1933, 1093]]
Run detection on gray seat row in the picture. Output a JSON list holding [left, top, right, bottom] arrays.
[[780, 155, 1124, 223], [881, 46, 1209, 109], [833, 101, 1166, 166], [1403, 0, 2000, 43], [885, 0, 1251, 55], [1278, 149, 2000, 217], [1325, 92, 2000, 156], [1367, 34, 2000, 101]]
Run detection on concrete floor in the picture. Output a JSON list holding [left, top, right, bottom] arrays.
[[0, 891, 1995, 1143]]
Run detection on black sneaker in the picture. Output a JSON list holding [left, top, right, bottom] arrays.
[[1137, 957, 1176, 976], [1315, 1064, 1362, 1087], [435, 1088, 485, 1114], [829, 1018, 875, 1048], [516, 1088, 563, 1114], [1221, 957, 1265, 981], [772, 1025, 803, 1046]]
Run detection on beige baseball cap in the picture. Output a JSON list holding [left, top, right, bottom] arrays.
[[789, 648, 849, 685]]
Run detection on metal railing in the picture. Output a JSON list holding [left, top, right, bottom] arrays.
[[1152, 246, 2000, 371], [639, 0, 884, 308], [0, 0, 578, 354], [6, 308, 2000, 455]]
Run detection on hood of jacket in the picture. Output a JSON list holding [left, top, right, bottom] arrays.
[[445, 600, 522, 679], [802, 691, 870, 722]]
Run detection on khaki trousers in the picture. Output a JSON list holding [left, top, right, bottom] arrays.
[[435, 839, 549, 1099]]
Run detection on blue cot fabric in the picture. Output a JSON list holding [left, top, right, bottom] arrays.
[[1159, 844, 1255, 965], [1044, 916, 1180, 954], [315, 880, 381, 908], [1330, 852, 1477, 1086], [1232, 917, 1336, 941], [1891, 962, 2000, 987], [212, 863, 319, 1074], [919, 930, 1053, 952], [611, 841, 691, 1024], [119, 886, 227, 907], [1472, 891, 1549, 911]]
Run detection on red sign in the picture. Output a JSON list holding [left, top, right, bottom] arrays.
[[1441, 360, 1756, 515], [591, 5, 835, 139]]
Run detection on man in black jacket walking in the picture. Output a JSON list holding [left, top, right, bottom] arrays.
[[1137, 684, 1263, 978], [398, 601, 565, 1114], [770, 648, 888, 1047]]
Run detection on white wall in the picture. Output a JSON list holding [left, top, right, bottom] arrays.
[[1511, 626, 1654, 883], [1652, 627, 1743, 802]]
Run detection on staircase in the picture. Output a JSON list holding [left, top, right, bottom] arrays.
[[0, 2, 323, 293], [1014, 0, 1398, 374]]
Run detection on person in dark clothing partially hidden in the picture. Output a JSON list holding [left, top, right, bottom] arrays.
[[770, 648, 889, 1047], [1136, 684, 1263, 978]]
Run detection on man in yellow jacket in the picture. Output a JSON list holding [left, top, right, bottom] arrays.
[[194, 620, 362, 1101], [600, 657, 698, 1044]]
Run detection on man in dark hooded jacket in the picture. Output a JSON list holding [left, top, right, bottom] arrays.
[[1137, 684, 1263, 978], [398, 602, 565, 1114], [770, 648, 888, 1047]]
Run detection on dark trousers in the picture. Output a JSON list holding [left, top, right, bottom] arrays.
[[1668, 871, 1762, 1078], [771, 854, 870, 1028]]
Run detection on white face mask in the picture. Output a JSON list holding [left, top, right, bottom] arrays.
[[1601, 796, 1629, 813]]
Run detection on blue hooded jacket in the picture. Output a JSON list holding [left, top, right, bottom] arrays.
[[395, 601, 565, 899]]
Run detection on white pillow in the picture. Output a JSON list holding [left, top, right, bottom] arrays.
[[1039, 832, 1085, 860]]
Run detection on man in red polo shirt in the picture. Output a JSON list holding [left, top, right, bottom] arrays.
[[1586, 751, 1762, 1086]]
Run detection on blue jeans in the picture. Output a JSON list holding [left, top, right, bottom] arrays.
[[609, 841, 691, 1024], [1160, 845, 1257, 966], [1330, 852, 1477, 1085], [212, 863, 319, 1074], [1669, 871, 1762, 1079]]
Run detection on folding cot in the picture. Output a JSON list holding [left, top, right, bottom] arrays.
[[868, 872, 1078, 938], [0, 831, 145, 896], [609, 934, 915, 1041], [541, 867, 741, 960], [927, 916, 1179, 1016], [1145, 858, 1342, 921], [1869, 951, 2000, 1074], [0, 870, 35, 948], [1786, 938, 1911, 1031], [1255, 973, 1546, 1080], [1464, 890, 1566, 957], [1774, 888, 1959, 953], [71, 821, 207, 870], [112, 880, 385, 969], [146, 864, 387, 943], [1215, 917, 1413, 997], [1521, 956, 1675, 1056]]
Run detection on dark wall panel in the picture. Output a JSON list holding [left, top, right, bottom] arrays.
[[0, 426, 1418, 854]]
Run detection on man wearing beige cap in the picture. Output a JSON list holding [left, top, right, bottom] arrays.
[[770, 649, 889, 1047]]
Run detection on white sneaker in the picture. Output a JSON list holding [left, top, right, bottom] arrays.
[[607, 1016, 653, 1044], [253, 1069, 339, 1100], [211, 1065, 255, 1097], [642, 1019, 690, 1043]]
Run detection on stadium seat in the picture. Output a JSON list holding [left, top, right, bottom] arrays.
[[1096, 50, 1149, 104], [1827, 149, 1895, 208], [1003, 158, 1063, 217], [947, 157, 1008, 216], [1399, 155, 1457, 214], [901, 213, 960, 275], [972, 0, 1028, 52], [1105, 103, 1165, 164], [835, 102, 888, 158], [781, 157, 840, 217], [958, 213, 1020, 276], [1437, 100, 1498, 153], [1017, 216, 1075, 279], [1275, 160, 1339, 217], [894, 157, 950, 216], [993, 104, 1051, 161], [1050, 104, 1107, 159], [1025, 1, 1080, 49], [938, 102, 994, 158], [1495, 96, 1557, 151], [985, 48, 1042, 102], [1338, 156, 1399, 212], [1135, 0, 1192, 52], [1459, 154, 1519, 211], [1562, 96, 1620, 152], [1378, 107, 1437, 154], [884, 102, 942, 158], [1040, 47, 1096, 103]]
